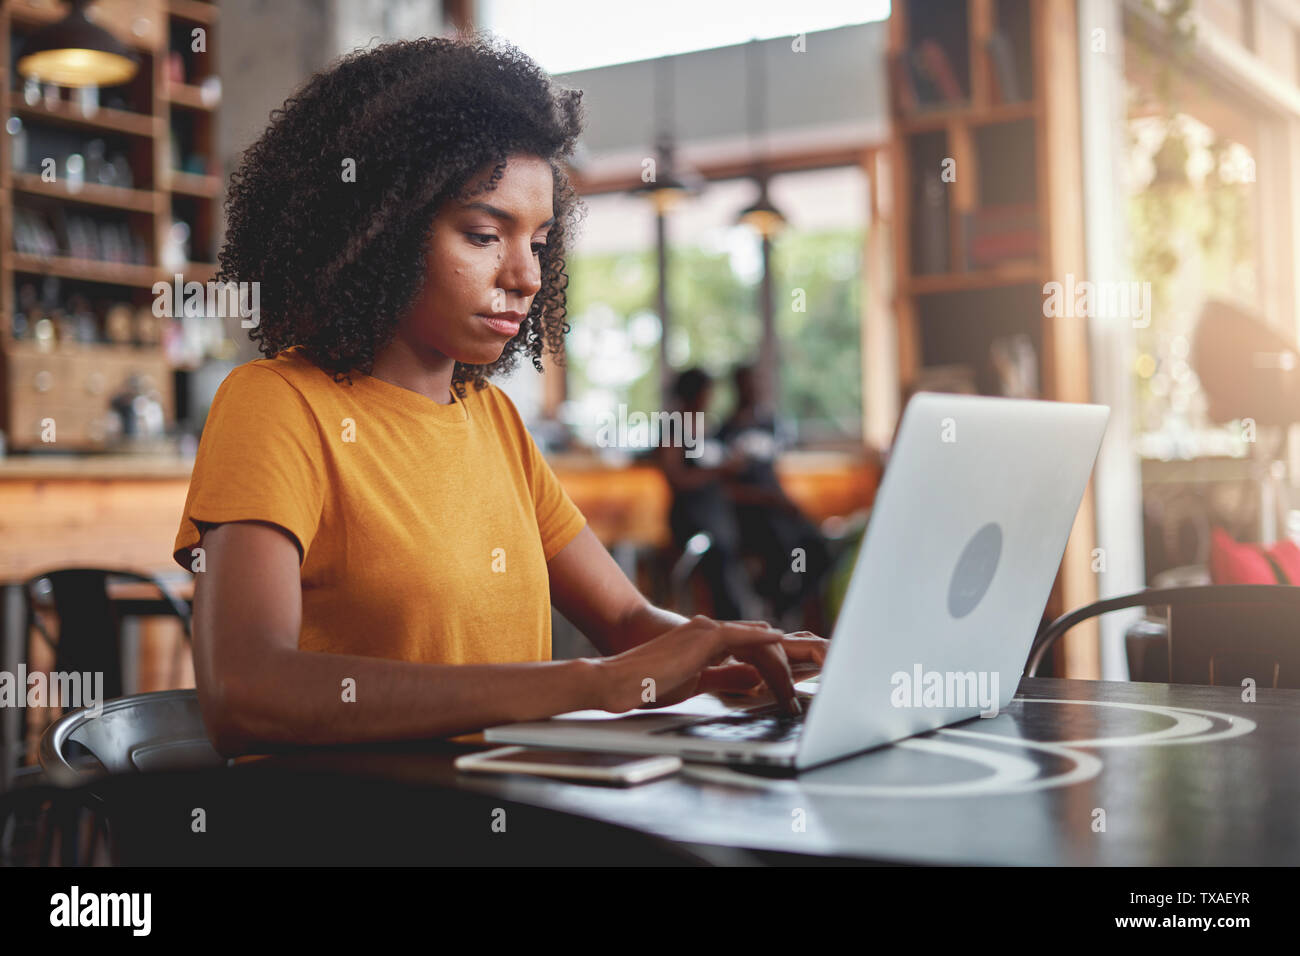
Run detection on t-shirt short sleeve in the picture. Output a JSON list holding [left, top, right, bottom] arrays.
[[172, 364, 326, 571], [491, 386, 587, 561], [526, 429, 588, 560]]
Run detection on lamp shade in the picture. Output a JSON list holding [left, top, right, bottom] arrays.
[[1192, 298, 1298, 427], [631, 141, 704, 215], [632, 173, 692, 214], [737, 191, 787, 238], [16, 2, 139, 88]]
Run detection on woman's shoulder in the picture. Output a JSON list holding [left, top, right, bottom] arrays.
[[197, 351, 328, 457], [205, 348, 335, 426], [241, 345, 337, 390], [214, 347, 343, 403]]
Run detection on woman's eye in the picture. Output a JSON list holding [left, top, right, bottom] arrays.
[[467, 233, 545, 256]]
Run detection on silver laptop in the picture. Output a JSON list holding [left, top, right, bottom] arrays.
[[486, 392, 1110, 771]]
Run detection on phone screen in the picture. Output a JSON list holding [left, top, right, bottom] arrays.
[[475, 749, 654, 768]]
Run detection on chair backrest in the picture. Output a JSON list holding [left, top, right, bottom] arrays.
[[1028, 585, 1300, 687], [24, 567, 193, 705], [1170, 600, 1300, 687], [38, 689, 227, 788], [669, 531, 714, 612]]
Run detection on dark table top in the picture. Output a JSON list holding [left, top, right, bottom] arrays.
[[244, 677, 1299, 866]]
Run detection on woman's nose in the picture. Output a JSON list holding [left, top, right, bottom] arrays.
[[497, 240, 543, 298]]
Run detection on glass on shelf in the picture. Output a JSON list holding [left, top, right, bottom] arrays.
[[199, 77, 222, 108], [65, 153, 85, 193], [76, 85, 99, 118], [6, 116, 27, 172]]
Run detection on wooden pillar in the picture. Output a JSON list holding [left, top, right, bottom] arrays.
[[1039, 0, 1101, 678]]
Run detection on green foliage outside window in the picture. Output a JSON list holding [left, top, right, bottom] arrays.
[[565, 227, 864, 445]]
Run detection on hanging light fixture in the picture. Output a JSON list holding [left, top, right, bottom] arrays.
[[16, 0, 140, 89], [633, 133, 698, 214], [629, 55, 705, 405], [736, 39, 787, 237], [631, 56, 703, 214], [738, 180, 787, 238]]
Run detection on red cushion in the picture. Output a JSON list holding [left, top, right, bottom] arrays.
[[1209, 526, 1300, 585], [1273, 540, 1300, 583]]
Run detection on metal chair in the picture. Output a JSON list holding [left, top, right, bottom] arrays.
[[1026, 585, 1300, 687], [2, 763, 751, 866], [21, 689, 225, 865], [17, 567, 193, 763], [668, 531, 715, 613], [25, 696, 751, 865], [818, 509, 871, 633], [38, 689, 227, 788]]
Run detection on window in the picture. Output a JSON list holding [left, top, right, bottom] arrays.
[[768, 165, 867, 444], [1125, 36, 1264, 455], [562, 165, 867, 451]]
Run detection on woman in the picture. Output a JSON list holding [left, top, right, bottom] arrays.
[[172, 34, 825, 757]]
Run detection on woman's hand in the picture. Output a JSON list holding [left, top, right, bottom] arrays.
[[731, 628, 828, 688], [592, 616, 827, 714], [711, 630, 827, 702]]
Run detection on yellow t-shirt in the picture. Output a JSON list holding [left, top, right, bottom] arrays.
[[172, 346, 587, 665]]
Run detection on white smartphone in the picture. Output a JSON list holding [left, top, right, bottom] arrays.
[[454, 747, 681, 785]]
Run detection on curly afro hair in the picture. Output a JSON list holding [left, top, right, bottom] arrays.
[[218, 32, 587, 398]]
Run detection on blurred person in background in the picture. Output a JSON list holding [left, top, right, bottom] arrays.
[[718, 365, 832, 627], [655, 368, 763, 620]]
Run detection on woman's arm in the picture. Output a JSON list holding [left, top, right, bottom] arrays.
[[546, 525, 686, 656], [193, 521, 809, 755], [546, 526, 828, 710], [193, 520, 601, 756]]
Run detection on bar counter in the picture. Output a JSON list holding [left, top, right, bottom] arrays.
[[0, 450, 881, 582]]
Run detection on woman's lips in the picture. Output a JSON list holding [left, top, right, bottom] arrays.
[[479, 315, 522, 336]]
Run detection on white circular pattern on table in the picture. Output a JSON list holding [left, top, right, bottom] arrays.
[[679, 699, 1257, 798]]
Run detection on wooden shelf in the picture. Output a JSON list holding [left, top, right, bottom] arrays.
[[1, 0, 224, 452], [10, 253, 162, 289], [898, 100, 1037, 133], [12, 173, 159, 213], [888, 0, 1098, 676], [185, 261, 219, 280], [158, 261, 220, 283], [12, 100, 157, 138], [167, 170, 221, 197], [903, 262, 1041, 295], [7, 340, 169, 360], [168, 0, 220, 25], [164, 81, 219, 111]]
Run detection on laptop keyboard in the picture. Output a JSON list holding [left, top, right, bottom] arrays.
[[656, 697, 813, 744]]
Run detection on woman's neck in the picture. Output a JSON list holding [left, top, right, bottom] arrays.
[[370, 337, 457, 405]]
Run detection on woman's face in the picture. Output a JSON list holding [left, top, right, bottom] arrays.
[[400, 153, 555, 366]]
